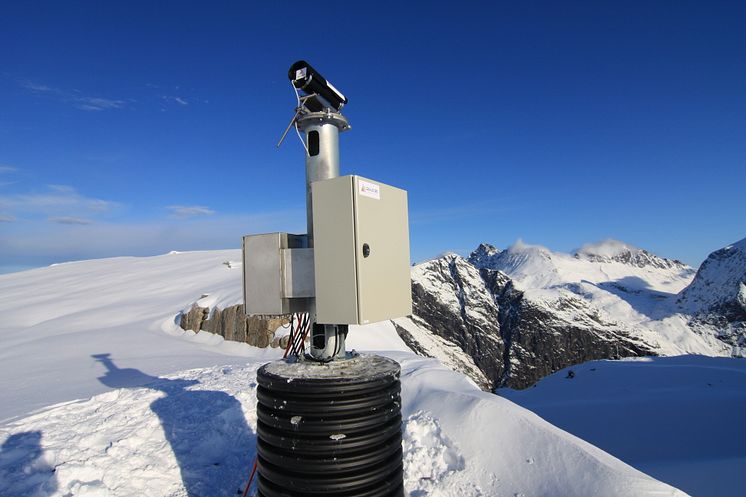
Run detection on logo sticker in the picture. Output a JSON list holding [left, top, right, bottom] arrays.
[[358, 180, 380, 200]]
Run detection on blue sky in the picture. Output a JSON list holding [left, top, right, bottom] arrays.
[[1, 1, 744, 273]]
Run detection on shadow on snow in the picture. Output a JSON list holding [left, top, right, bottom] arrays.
[[92, 353, 255, 497], [594, 276, 680, 320], [0, 430, 57, 497]]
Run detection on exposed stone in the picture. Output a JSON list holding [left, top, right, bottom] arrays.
[[410, 255, 506, 387], [178, 303, 289, 350], [234, 305, 247, 343]]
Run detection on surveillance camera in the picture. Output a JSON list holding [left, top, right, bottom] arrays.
[[288, 60, 348, 112]]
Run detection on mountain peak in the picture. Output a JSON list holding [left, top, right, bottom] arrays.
[[678, 236, 746, 324], [575, 239, 688, 271], [468, 243, 501, 268]]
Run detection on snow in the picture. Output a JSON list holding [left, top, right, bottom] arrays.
[[393, 316, 490, 389], [500, 355, 746, 497], [0, 250, 264, 424], [0, 355, 688, 497], [0, 250, 691, 496], [402, 411, 467, 496]]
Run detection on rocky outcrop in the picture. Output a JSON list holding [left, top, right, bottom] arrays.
[[495, 283, 656, 387], [678, 237, 746, 353], [411, 255, 506, 386], [179, 304, 289, 348]]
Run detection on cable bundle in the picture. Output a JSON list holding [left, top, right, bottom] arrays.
[[283, 312, 312, 359]]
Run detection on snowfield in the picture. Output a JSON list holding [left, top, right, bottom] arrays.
[[0, 250, 718, 496], [501, 355, 746, 497]]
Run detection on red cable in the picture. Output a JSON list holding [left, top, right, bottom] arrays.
[[290, 315, 307, 356], [287, 314, 304, 357], [297, 318, 312, 354], [240, 459, 258, 497], [282, 315, 296, 359]]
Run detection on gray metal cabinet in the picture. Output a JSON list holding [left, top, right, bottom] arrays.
[[312, 175, 412, 325]]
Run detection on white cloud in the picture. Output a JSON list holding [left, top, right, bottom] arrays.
[[0, 214, 14, 222], [161, 95, 189, 106], [21, 82, 53, 92], [0, 185, 119, 216], [48, 216, 94, 225], [167, 205, 215, 218], [20, 80, 126, 111], [0, 165, 17, 174], [75, 97, 126, 111]]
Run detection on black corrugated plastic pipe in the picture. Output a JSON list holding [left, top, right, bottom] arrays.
[[256, 355, 404, 497]]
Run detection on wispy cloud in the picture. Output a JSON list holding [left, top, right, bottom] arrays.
[[75, 97, 126, 111], [0, 165, 17, 174], [0, 214, 15, 222], [22, 82, 53, 92], [20, 80, 126, 111], [167, 205, 215, 218], [0, 185, 119, 216], [48, 216, 94, 225], [162, 95, 189, 106]]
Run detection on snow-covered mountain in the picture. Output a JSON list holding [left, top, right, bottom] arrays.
[[407, 238, 743, 390], [677, 237, 746, 350]]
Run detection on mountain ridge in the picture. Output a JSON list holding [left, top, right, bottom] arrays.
[[406, 237, 744, 389]]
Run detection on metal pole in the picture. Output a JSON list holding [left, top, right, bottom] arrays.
[[296, 111, 349, 361], [296, 111, 349, 246]]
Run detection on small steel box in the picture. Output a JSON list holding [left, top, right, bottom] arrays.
[[312, 175, 412, 324], [242, 233, 314, 315]]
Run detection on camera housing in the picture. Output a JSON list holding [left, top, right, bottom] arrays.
[[289, 60, 348, 111]]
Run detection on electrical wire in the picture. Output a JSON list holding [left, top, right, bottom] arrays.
[[290, 313, 310, 356], [240, 459, 258, 497], [290, 315, 304, 356], [282, 314, 296, 358], [296, 315, 311, 355]]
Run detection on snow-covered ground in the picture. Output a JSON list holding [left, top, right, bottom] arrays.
[[0, 250, 709, 496], [501, 356, 746, 497]]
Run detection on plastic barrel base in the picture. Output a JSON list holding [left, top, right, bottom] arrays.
[[256, 355, 403, 497]]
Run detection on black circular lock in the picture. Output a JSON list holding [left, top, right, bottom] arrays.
[[362, 243, 371, 258]]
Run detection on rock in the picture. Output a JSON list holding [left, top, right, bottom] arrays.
[[177, 303, 288, 350], [410, 255, 506, 387]]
